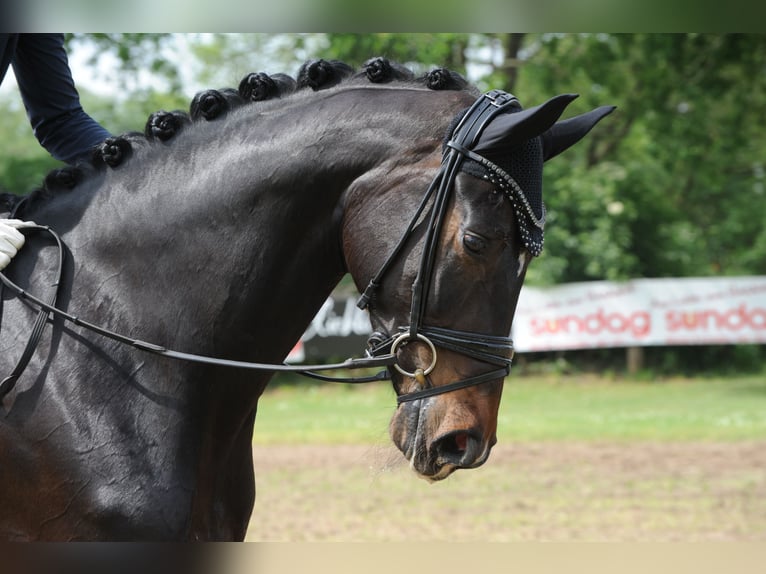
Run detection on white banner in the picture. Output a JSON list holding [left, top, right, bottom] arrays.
[[288, 276, 766, 361], [512, 276, 766, 352]]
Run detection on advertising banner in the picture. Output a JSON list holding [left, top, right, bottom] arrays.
[[288, 276, 766, 361], [513, 276, 766, 352], [286, 295, 371, 362]]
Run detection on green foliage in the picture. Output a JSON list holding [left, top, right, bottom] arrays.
[[323, 33, 471, 73], [185, 34, 328, 88], [0, 95, 61, 194], [519, 344, 766, 379], [65, 33, 184, 95], [0, 155, 59, 196], [518, 33, 766, 283]]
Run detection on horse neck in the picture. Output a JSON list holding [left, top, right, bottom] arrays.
[[41, 87, 462, 364]]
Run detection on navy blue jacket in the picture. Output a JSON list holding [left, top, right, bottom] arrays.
[[1, 33, 110, 165]]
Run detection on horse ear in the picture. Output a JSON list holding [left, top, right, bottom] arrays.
[[471, 93, 579, 154], [542, 105, 617, 161]]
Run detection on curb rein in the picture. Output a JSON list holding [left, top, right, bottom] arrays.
[[0, 90, 520, 405]]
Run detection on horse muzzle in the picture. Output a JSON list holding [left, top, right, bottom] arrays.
[[406, 428, 495, 481], [389, 388, 498, 481]]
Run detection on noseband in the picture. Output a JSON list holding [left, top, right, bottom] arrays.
[[1, 90, 523, 406], [358, 90, 524, 403]]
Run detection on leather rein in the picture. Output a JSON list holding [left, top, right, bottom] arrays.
[[0, 90, 520, 405], [0, 225, 395, 400]]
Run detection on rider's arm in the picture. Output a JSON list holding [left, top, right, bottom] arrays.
[[11, 34, 110, 165]]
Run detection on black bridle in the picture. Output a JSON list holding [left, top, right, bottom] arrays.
[[357, 89, 521, 403], [1, 90, 523, 405]]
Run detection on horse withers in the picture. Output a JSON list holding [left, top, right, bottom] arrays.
[[0, 58, 613, 540]]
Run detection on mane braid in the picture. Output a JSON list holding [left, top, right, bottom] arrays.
[[0, 192, 23, 215], [296, 59, 355, 91], [190, 88, 244, 122], [145, 110, 191, 142], [20, 57, 476, 207], [238, 72, 297, 102], [91, 132, 145, 169], [355, 57, 415, 83]]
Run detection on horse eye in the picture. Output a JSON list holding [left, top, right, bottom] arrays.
[[462, 232, 486, 254]]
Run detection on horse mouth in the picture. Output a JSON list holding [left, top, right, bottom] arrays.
[[396, 418, 493, 481], [415, 462, 458, 483]]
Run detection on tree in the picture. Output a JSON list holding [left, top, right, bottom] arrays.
[[65, 33, 183, 96], [513, 33, 766, 283]]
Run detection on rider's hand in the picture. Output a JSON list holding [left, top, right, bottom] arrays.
[[0, 219, 36, 271]]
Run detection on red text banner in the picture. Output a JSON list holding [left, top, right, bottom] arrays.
[[512, 276, 766, 352]]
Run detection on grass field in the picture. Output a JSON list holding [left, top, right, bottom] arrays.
[[246, 373, 766, 542], [252, 373, 766, 444]]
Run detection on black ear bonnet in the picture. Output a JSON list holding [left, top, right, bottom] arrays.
[[442, 95, 546, 256]]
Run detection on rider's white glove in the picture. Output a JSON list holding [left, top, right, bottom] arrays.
[[0, 219, 36, 271]]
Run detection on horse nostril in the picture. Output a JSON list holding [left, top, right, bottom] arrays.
[[453, 432, 469, 453], [434, 430, 482, 466]]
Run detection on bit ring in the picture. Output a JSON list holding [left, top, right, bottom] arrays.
[[390, 332, 437, 378]]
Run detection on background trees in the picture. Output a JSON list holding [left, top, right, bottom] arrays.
[[519, 34, 766, 284], [2, 33, 764, 371]]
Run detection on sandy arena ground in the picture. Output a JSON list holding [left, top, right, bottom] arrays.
[[246, 441, 766, 542]]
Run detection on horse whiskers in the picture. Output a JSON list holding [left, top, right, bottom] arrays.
[[407, 399, 435, 478], [365, 443, 406, 478]]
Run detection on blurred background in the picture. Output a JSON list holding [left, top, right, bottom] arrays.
[[5, 33, 762, 375]]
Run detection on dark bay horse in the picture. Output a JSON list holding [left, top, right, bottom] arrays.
[[0, 59, 613, 540]]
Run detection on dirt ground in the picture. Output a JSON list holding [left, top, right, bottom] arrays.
[[246, 441, 766, 542]]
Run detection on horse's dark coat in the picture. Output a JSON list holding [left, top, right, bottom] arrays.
[[0, 59, 612, 540]]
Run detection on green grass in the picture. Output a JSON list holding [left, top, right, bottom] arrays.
[[252, 373, 766, 444], [497, 374, 766, 441]]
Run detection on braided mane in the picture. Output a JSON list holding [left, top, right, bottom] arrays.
[[5, 58, 474, 211]]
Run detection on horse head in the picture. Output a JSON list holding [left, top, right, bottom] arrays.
[[344, 90, 614, 481]]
